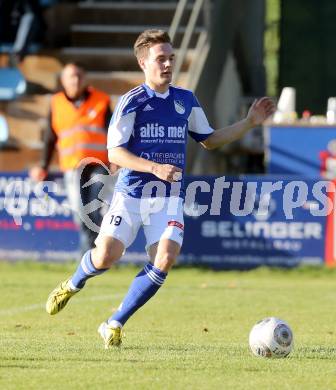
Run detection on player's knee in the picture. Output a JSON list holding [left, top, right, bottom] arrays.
[[93, 251, 116, 268], [155, 252, 176, 272], [92, 239, 124, 268]]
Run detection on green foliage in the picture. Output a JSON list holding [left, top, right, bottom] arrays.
[[264, 0, 281, 97], [279, 0, 336, 113], [1, 262, 336, 389]]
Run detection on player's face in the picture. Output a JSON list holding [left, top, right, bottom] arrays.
[[140, 43, 175, 92], [60, 64, 86, 99]]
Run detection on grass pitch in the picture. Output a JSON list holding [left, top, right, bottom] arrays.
[[1, 262, 336, 390]]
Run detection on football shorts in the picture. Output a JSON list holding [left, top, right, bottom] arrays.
[[96, 192, 184, 250]]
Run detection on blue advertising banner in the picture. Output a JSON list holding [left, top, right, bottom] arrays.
[[0, 172, 329, 268], [265, 125, 336, 176], [0, 173, 79, 261], [0, 171, 147, 263], [181, 176, 328, 268]]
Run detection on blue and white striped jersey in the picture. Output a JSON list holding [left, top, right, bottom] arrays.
[[107, 83, 214, 198]]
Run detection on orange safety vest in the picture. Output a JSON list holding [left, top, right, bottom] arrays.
[[51, 87, 110, 171]]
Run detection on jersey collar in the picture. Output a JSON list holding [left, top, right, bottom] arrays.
[[143, 83, 170, 99]]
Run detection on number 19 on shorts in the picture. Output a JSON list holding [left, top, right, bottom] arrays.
[[110, 215, 122, 226]]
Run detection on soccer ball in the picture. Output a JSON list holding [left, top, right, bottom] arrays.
[[249, 317, 294, 358]]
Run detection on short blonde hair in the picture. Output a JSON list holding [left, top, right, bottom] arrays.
[[134, 29, 171, 59]]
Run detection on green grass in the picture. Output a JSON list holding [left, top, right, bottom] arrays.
[[1, 262, 336, 390]]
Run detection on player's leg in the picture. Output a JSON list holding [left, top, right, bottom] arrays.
[[78, 163, 99, 253], [63, 168, 89, 256], [97, 195, 143, 347], [102, 197, 183, 339], [149, 196, 184, 273], [70, 236, 124, 289], [150, 238, 180, 272], [45, 236, 124, 315], [99, 239, 180, 349], [79, 163, 112, 250], [104, 239, 180, 328], [46, 192, 132, 315]]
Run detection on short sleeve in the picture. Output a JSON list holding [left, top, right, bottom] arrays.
[[187, 95, 214, 142], [107, 108, 136, 149]]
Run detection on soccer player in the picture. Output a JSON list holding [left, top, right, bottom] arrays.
[[45, 29, 275, 348]]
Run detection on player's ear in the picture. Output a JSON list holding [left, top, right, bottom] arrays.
[[138, 57, 146, 71]]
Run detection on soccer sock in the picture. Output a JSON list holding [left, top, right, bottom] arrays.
[[69, 250, 108, 290], [108, 262, 167, 326]]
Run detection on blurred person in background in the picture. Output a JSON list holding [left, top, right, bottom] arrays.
[[319, 139, 336, 179], [30, 62, 117, 255]]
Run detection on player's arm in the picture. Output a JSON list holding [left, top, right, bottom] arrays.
[[201, 97, 275, 150], [40, 111, 57, 170], [108, 147, 181, 183], [30, 110, 57, 181], [104, 103, 120, 173]]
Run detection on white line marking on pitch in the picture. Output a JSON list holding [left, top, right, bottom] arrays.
[[0, 293, 123, 317]]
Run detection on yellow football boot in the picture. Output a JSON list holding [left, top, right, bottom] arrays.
[[98, 322, 123, 349], [46, 279, 78, 315]]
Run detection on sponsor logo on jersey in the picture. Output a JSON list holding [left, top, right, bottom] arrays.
[[168, 220, 184, 230], [140, 152, 151, 159], [139, 151, 184, 164], [174, 100, 185, 114], [139, 123, 186, 139]]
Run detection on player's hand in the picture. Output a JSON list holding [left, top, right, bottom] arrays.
[[109, 162, 120, 175], [152, 164, 182, 183], [246, 97, 275, 127], [29, 166, 48, 182]]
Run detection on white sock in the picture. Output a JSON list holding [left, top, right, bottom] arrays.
[[68, 280, 80, 292], [108, 320, 123, 329]]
